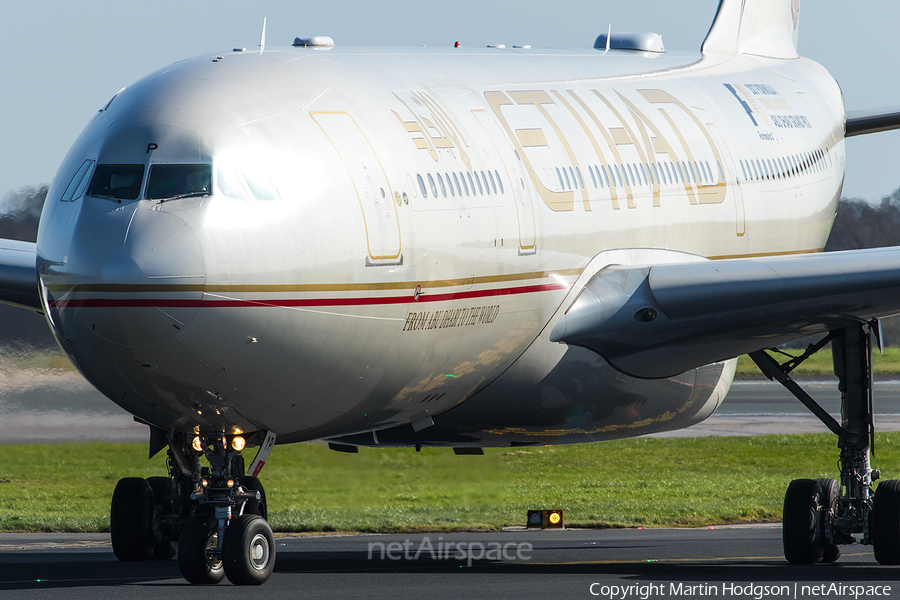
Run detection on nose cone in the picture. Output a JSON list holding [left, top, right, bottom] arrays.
[[41, 199, 206, 348]]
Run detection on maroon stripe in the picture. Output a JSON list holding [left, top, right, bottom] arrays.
[[50, 282, 570, 309]]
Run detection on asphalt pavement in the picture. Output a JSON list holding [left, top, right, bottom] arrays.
[[0, 527, 897, 599]]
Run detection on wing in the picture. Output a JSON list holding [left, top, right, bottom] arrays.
[[0, 239, 41, 311], [550, 247, 900, 379], [845, 108, 900, 137]]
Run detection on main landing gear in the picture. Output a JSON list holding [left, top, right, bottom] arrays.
[[751, 322, 900, 565], [109, 430, 277, 585]]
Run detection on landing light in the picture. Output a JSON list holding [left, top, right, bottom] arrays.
[[227, 479, 235, 488], [192, 436, 203, 452], [232, 436, 246, 451]]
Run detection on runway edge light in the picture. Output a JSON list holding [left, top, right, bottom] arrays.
[[526, 509, 564, 529]]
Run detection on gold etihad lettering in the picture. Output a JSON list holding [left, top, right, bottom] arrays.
[[392, 91, 472, 170], [508, 91, 591, 211], [638, 89, 725, 204], [485, 91, 575, 211], [516, 128, 549, 147], [482, 87, 728, 212]]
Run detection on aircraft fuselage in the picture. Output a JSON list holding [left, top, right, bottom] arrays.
[[36, 45, 844, 446]]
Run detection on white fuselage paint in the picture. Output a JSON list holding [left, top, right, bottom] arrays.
[[36, 46, 844, 446]]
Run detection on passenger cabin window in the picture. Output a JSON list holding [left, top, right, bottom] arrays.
[[444, 173, 455, 196], [494, 170, 504, 194], [417, 174, 428, 197], [481, 171, 490, 195], [146, 164, 211, 200], [427, 174, 438, 197], [88, 164, 145, 200]]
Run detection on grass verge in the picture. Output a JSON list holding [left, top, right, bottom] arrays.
[[2, 434, 900, 533]]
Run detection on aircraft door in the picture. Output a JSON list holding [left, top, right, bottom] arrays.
[[708, 124, 745, 237], [472, 109, 536, 253], [311, 112, 402, 264]]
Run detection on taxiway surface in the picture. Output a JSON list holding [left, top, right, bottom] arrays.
[[0, 527, 896, 599]]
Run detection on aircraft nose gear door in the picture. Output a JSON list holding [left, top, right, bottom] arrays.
[[312, 112, 402, 265]]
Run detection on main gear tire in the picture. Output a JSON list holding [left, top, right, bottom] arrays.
[[177, 513, 225, 584]]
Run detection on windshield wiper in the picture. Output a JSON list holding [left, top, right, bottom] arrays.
[[158, 191, 210, 203]]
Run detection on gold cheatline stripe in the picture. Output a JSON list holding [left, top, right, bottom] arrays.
[[46, 268, 584, 294], [707, 248, 823, 261]]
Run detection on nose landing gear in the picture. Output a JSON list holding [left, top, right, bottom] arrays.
[[109, 430, 276, 585]]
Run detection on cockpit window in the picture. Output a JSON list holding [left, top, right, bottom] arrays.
[[60, 159, 95, 202], [216, 160, 281, 201], [146, 164, 211, 200], [87, 164, 145, 200]]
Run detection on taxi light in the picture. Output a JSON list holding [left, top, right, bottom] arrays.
[[526, 509, 565, 529], [201, 479, 209, 488], [227, 479, 235, 488], [192, 436, 203, 452], [232, 436, 246, 451]]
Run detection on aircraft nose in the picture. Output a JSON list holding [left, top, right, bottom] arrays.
[[48, 201, 206, 347]]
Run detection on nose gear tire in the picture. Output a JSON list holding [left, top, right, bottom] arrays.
[[222, 514, 275, 585]]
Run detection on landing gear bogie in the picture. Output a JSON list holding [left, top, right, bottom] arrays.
[[753, 323, 898, 566]]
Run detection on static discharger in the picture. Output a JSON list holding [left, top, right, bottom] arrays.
[[527, 509, 564, 529]]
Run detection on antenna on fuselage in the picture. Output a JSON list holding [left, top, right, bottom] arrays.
[[259, 17, 267, 53], [605, 24, 611, 52]]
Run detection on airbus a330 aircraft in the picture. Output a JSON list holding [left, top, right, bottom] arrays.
[[3, 0, 900, 586]]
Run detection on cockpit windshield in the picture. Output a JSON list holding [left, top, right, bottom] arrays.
[[87, 164, 145, 200], [145, 164, 211, 200]]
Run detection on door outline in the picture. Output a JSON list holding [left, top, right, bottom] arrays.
[[311, 111, 402, 263], [708, 123, 745, 237], [471, 109, 537, 253]]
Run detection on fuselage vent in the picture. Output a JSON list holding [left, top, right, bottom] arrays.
[[593, 32, 665, 53]]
